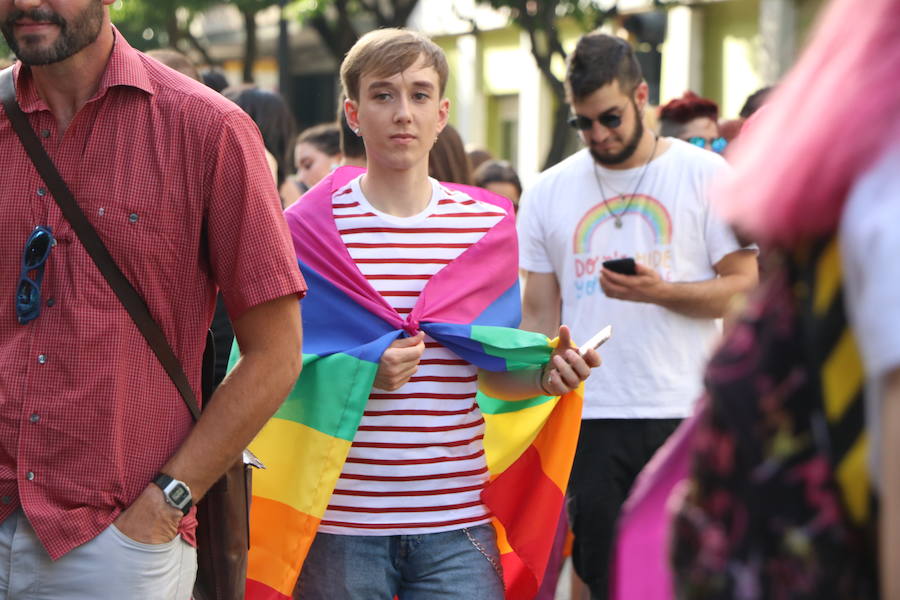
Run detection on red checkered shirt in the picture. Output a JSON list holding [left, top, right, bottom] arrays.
[[0, 31, 306, 559]]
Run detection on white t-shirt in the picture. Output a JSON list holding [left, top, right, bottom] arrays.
[[319, 175, 507, 535], [839, 140, 900, 491], [518, 140, 745, 419]]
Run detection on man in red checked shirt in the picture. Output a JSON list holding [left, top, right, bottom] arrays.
[[0, 0, 305, 598]]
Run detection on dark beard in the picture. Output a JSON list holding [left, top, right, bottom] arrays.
[[589, 102, 644, 166], [1, 2, 104, 66]]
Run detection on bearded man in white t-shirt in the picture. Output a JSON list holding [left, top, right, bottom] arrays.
[[517, 33, 758, 600]]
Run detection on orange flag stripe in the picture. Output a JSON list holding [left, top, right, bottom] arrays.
[[249, 496, 322, 597]]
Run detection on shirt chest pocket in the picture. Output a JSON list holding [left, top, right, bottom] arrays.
[[90, 197, 182, 266], [70, 185, 199, 298]]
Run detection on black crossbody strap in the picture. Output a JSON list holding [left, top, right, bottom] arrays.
[[1, 67, 201, 421]]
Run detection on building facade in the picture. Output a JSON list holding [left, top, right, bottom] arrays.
[[188, 0, 826, 183]]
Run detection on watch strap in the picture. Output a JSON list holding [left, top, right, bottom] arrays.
[[152, 472, 192, 515], [153, 472, 174, 490]]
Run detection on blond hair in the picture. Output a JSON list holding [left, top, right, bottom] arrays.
[[340, 28, 449, 102]]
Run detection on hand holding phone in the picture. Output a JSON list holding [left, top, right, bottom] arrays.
[[602, 258, 637, 276], [580, 325, 612, 357]]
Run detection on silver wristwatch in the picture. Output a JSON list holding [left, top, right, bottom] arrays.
[[152, 473, 193, 515]]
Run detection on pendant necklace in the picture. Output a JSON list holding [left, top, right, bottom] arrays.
[[593, 135, 659, 229]]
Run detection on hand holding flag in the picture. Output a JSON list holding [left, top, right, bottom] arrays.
[[541, 325, 602, 396]]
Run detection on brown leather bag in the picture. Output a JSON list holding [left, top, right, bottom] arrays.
[[2, 66, 258, 600], [193, 336, 262, 600], [193, 453, 255, 600]]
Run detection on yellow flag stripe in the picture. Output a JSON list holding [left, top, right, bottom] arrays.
[[250, 418, 352, 517], [482, 397, 558, 475]]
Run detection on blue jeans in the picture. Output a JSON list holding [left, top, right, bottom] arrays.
[[295, 525, 504, 599]]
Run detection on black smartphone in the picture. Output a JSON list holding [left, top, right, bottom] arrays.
[[602, 258, 637, 276]]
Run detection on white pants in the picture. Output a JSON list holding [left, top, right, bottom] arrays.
[[0, 509, 197, 599]]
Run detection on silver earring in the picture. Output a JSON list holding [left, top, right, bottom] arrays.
[[354, 128, 361, 136]]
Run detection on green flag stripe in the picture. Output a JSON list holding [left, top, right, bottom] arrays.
[[470, 325, 553, 370], [273, 352, 377, 441], [476, 389, 554, 415]]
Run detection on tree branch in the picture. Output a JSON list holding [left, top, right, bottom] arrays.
[[392, 0, 419, 26], [308, 13, 344, 60], [510, 0, 570, 170], [240, 7, 257, 82], [537, 2, 567, 61], [358, 0, 387, 27], [518, 3, 566, 99], [307, 0, 360, 63], [184, 29, 218, 66], [593, 6, 618, 30], [452, 0, 480, 36], [334, 0, 360, 50]]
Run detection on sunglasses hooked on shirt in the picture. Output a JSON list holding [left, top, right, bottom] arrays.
[[16, 225, 55, 325]]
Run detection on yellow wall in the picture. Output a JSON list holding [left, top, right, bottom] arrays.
[[795, 0, 827, 51], [481, 27, 525, 96], [701, 0, 763, 119], [480, 19, 582, 159], [480, 28, 525, 158], [433, 36, 460, 127]]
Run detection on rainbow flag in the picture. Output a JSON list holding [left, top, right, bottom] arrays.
[[244, 168, 583, 600]]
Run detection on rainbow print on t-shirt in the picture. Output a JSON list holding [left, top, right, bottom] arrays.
[[572, 194, 673, 253]]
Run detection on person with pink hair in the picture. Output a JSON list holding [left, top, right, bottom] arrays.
[[671, 0, 900, 597]]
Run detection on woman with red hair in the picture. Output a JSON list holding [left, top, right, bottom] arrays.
[[658, 91, 727, 154], [672, 0, 900, 597]]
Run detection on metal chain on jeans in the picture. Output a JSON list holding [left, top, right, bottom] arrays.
[[463, 528, 505, 585]]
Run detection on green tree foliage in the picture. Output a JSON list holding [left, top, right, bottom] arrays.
[[0, 37, 11, 66], [297, 0, 421, 64], [110, 0, 217, 63], [484, 0, 619, 169], [110, 0, 280, 82]]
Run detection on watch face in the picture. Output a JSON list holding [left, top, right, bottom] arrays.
[[169, 484, 190, 506]]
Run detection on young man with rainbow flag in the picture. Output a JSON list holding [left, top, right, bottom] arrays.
[[242, 28, 601, 600]]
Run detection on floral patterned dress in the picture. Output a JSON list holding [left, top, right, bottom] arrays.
[[671, 239, 878, 599]]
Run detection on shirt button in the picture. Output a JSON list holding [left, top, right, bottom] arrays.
[[37, 354, 47, 364], [40, 129, 50, 138], [46, 298, 55, 307], [37, 188, 47, 197], [25, 472, 35, 481], [0, 496, 10, 504], [29, 414, 40, 424], [128, 213, 139, 223]]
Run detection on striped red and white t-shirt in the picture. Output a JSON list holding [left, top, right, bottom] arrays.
[[318, 175, 508, 536]]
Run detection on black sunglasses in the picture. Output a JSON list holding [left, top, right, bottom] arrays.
[[16, 225, 55, 325], [567, 111, 623, 131]]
